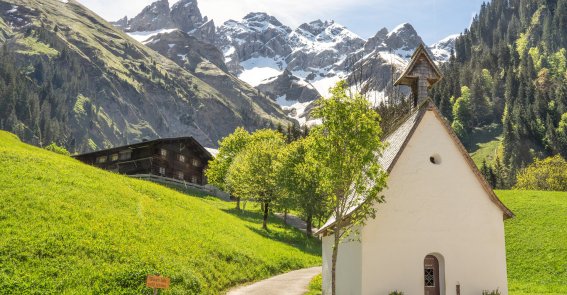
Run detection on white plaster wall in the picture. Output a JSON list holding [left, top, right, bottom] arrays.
[[358, 111, 509, 295], [322, 233, 362, 295]]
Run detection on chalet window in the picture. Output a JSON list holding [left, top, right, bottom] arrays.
[[111, 154, 119, 162], [191, 176, 198, 184], [159, 167, 166, 175], [119, 150, 132, 160], [177, 172, 184, 180], [192, 159, 201, 167], [178, 154, 186, 162], [160, 149, 168, 157], [96, 156, 107, 163]]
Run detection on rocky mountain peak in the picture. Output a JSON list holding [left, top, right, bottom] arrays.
[[241, 12, 290, 33], [170, 0, 203, 32], [383, 23, 423, 56], [298, 20, 328, 36], [364, 27, 389, 52], [126, 0, 173, 32]]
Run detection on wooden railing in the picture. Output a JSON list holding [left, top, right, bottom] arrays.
[[129, 174, 230, 200]]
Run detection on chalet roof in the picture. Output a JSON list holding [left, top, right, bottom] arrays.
[[74, 137, 213, 160], [315, 100, 514, 236], [394, 43, 442, 87]]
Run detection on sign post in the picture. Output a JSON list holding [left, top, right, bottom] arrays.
[[146, 275, 170, 294]]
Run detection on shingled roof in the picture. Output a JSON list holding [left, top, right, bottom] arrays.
[[315, 100, 513, 236]]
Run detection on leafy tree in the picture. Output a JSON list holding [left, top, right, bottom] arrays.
[[205, 127, 251, 210], [515, 155, 567, 191], [226, 130, 285, 229], [277, 136, 326, 235], [309, 81, 387, 295]]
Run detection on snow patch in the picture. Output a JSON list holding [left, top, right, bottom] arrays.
[[238, 57, 286, 86], [127, 29, 177, 43]]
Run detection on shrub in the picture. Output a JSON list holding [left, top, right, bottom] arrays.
[[515, 155, 567, 191], [482, 289, 501, 295], [44, 142, 70, 156], [389, 291, 405, 295]]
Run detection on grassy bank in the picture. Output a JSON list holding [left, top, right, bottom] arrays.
[[498, 190, 567, 294], [0, 131, 320, 294]]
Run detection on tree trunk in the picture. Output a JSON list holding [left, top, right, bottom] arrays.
[[262, 202, 269, 230], [331, 226, 340, 295], [284, 209, 288, 225], [306, 213, 313, 236], [236, 197, 241, 211]]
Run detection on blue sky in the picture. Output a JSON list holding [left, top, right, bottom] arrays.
[[78, 0, 488, 44]]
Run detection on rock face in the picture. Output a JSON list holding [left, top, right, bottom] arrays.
[[115, 0, 215, 44], [256, 70, 321, 104], [145, 29, 227, 72], [111, 0, 457, 126], [216, 12, 293, 73], [126, 0, 173, 32], [170, 0, 203, 32]]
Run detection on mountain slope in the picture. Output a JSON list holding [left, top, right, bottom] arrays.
[[0, 130, 321, 294], [0, 0, 289, 153], [431, 0, 567, 187]]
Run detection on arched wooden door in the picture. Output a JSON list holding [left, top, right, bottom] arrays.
[[424, 255, 440, 295]]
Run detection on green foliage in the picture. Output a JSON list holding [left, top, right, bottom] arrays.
[[432, 0, 567, 186], [388, 291, 405, 295], [277, 137, 327, 235], [44, 142, 70, 156], [305, 274, 322, 295], [0, 131, 320, 294], [515, 155, 567, 191], [310, 81, 387, 237], [226, 129, 286, 229], [205, 127, 251, 193], [498, 190, 567, 294], [309, 81, 387, 294]]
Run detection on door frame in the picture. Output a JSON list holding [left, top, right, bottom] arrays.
[[424, 253, 446, 295]]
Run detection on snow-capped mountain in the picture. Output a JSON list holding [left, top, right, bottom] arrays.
[[429, 34, 458, 62], [112, 0, 456, 126], [112, 0, 216, 44]]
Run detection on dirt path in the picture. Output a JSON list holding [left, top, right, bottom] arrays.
[[226, 266, 321, 295], [274, 213, 319, 234]]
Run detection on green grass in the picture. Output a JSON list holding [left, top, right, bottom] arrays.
[[15, 36, 59, 57], [498, 190, 567, 294], [304, 273, 322, 295], [0, 131, 321, 294], [466, 123, 503, 167]]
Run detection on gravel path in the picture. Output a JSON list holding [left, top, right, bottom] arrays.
[[226, 266, 321, 295]]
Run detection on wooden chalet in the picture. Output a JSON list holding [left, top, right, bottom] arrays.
[[74, 137, 212, 186]]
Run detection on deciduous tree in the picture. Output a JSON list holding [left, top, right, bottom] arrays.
[[309, 81, 387, 295]]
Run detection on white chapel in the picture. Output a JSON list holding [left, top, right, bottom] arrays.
[[317, 44, 513, 295]]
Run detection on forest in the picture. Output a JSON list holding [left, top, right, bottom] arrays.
[[431, 0, 567, 188]]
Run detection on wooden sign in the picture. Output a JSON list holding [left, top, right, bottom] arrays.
[[146, 275, 170, 289]]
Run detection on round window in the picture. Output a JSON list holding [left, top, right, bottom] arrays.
[[430, 154, 441, 165]]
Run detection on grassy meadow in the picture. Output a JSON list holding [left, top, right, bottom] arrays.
[[498, 190, 567, 294], [0, 131, 321, 294]]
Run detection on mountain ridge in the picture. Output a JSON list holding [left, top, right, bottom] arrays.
[[0, 0, 290, 152]]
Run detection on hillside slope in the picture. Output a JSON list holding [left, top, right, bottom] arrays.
[[0, 131, 320, 294], [498, 190, 567, 294], [0, 0, 289, 153]]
